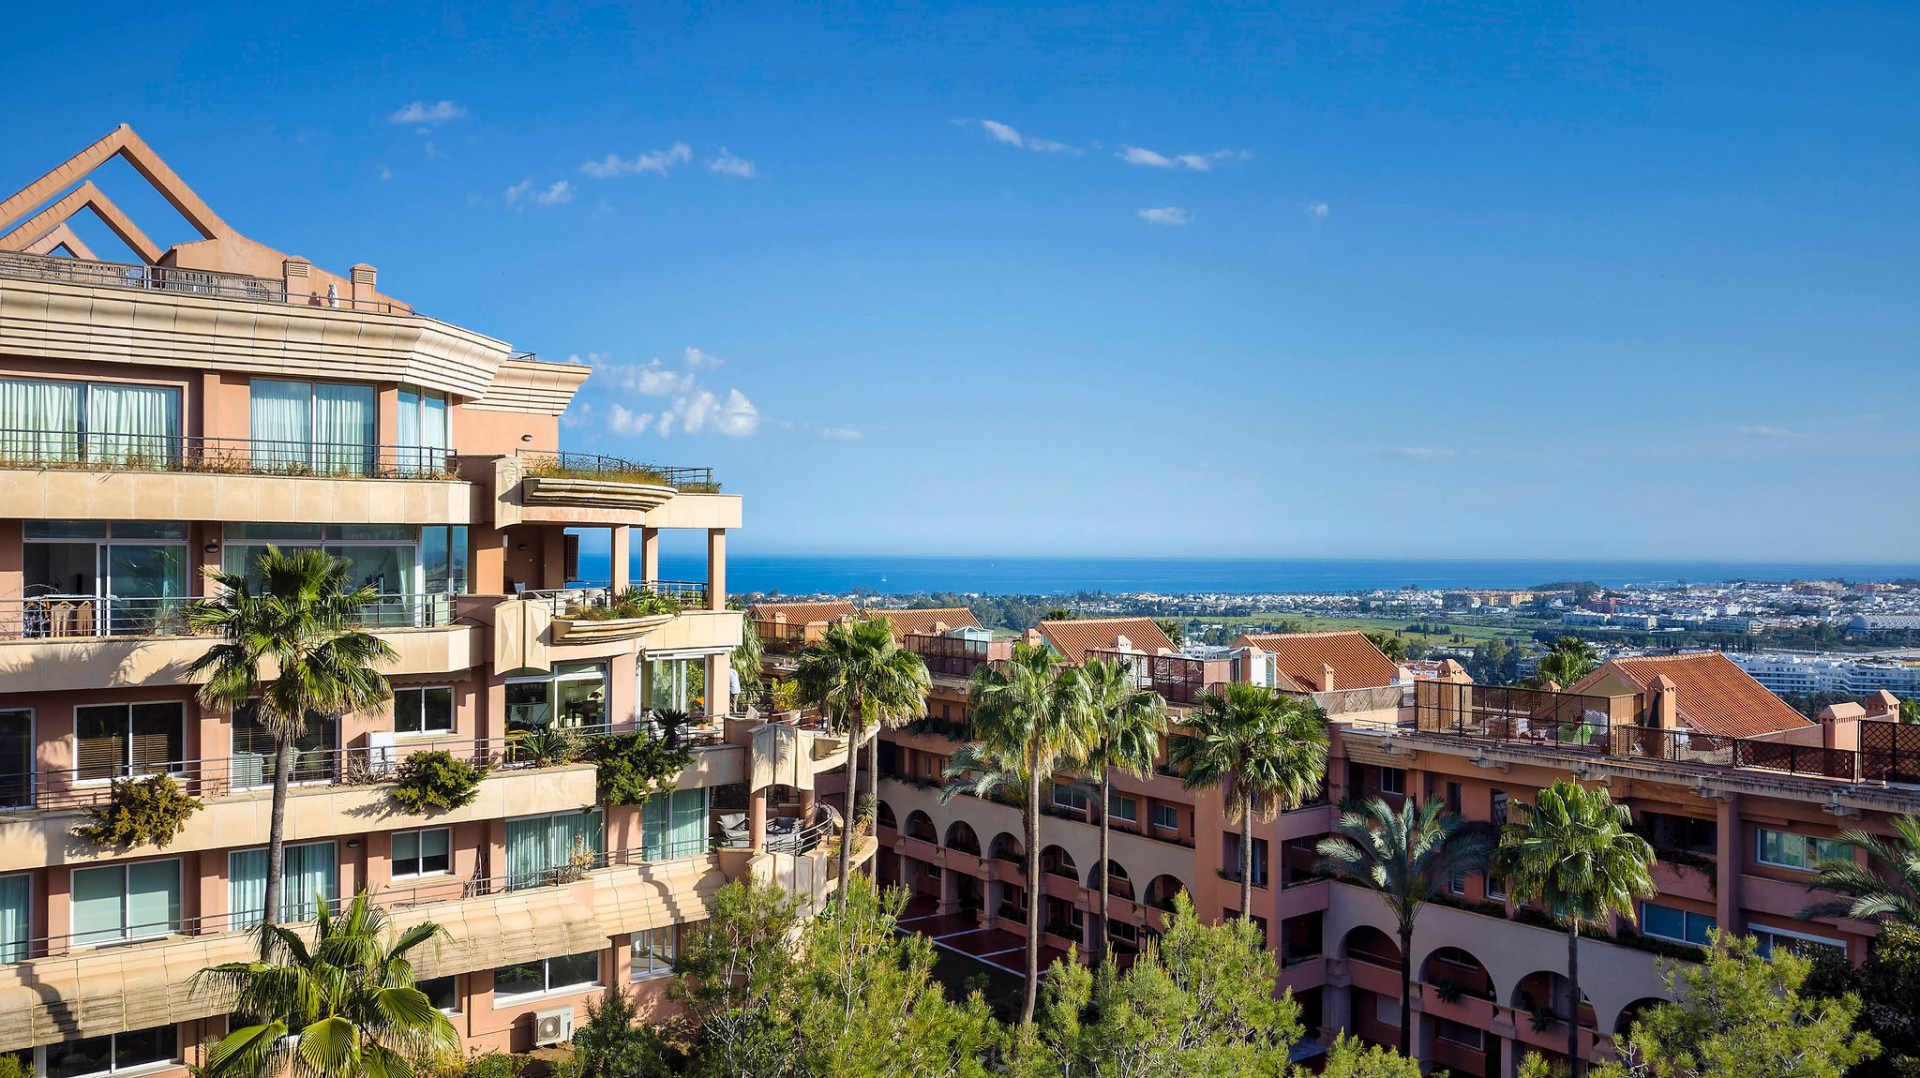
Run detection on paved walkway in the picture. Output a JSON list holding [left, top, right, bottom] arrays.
[[897, 896, 1071, 976]]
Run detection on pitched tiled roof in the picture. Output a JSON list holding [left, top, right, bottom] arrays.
[[1037, 617, 1176, 662], [747, 600, 857, 625], [1570, 652, 1813, 740], [871, 607, 983, 637], [1236, 631, 1400, 692]]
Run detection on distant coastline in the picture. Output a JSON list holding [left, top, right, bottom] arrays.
[[575, 553, 1920, 597]]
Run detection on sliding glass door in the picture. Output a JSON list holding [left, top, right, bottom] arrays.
[[0, 377, 178, 467], [21, 523, 188, 637], [249, 379, 375, 476]]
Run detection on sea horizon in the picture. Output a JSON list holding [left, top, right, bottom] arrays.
[[575, 552, 1920, 597]]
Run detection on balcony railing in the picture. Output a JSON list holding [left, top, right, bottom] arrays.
[[756, 619, 811, 654], [523, 581, 711, 617], [0, 250, 416, 314], [0, 593, 456, 642], [1087, 649, 1211, 704], [516, 450, 718, 493], [0, 429, 456, 479], [903, 632, 1012, 678], [1413, 681, 1628, 753]]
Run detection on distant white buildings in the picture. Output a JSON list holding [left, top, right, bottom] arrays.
[[1730, 653, 1920, 697]]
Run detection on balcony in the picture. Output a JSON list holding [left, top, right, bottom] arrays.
[[1087, 649, 1222, 705], [0, 250, 410, 314], [0, 430, 456, 479], [0, 592, 457, 643], [526, 582, 710, 645], [904, 632, 1012, 679]]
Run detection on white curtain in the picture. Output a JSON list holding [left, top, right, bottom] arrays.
[[250, 379, 310, 471], [0, 378, 81, 463], [397, 388, 420, 474], [0, 875, 25, 962], [282, 841, 338, 922], [507, 810, 603, 890], [86, 384, 179, 465], [229, 849, 269, 930], [313, 384, 375, 476]]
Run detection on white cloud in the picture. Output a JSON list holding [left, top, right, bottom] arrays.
[[981, 120, 1024, 147], [1305, 201, 1330, 218], [535, 181, 573, 205], [681, 388, 760, 437], [970, 119, 1081, 155], [504, 179, 534, 205], [580, 143, 693, 179], [1138, 207, 1192, 226], [606, 359, 695, 396], [505, 179, 570, 210], [1739, 425, 1803, 438], [378, 166, 392, 180], [709, 149, 756, 178], [820, 428, 860, 440], [595, 348, 760, 438], [1119, 144, 1247, 170], [390, 100, 465, 126], [683, 347, 724, 369], [607, 404, 654, 436]]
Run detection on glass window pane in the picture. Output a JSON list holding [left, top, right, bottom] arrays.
[[312, 383, 375, 476], [548, 951, 599, 990], [45, 1033, 114, 1078], [222, 523, 323, 542], [0, 378, 83, 465], [421, 829, 451, 874], [229, 849, 269, 931], [423, 688, 453, 733], [1685, 912, 1715, 946], [128, 703, 183, 774], [0, 875, 27, 963], [393, 831, 420, 871], [1643, 903, 1684, 941], [506, 682, 552, 734], [249, 379, 311, 471], [449, 527, 469, 595], [393, 687, 422, 734], [86, 385, 180, 466], [75, 705, 127, 781], [25, 520, 105, 539], [109, 522, 185, 541], [418, 975, 457, 1011], [493, 962, 544, 998], [327, 526, 416, 541], [71, 865, 126, 945], [113, 1025, 175, 1070], [0, 711, 31, 810], [125, 860, 179, 938]]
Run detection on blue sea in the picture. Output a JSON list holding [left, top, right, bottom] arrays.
[[574, 554, 1920, 597]]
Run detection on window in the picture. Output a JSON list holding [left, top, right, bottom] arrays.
[[507, 810, 604, 889], [42, 1025, 175, 1078], [645, 657, 704, 715], [1445, 782, 1462, 814], [24, 522, 189, 638], [1751, 925, 1846, 960], [642, 790, 707, 861], [249, 379, 375, 476], [230, 841, 337, 928], [1637, 811, 1717, 856], [1051, 782, 1088, 812], [0, 875, 26, 962], [392, 829, 451, 878], [1447, 863, 1467, 895], [0, 377, 181, 468], [1490, 789, 1508, 827], [1434, 1018, 1485, 1050], [508, 662, 608, 735], [1379, 767, 1405, 795], [494, 951, 600, 1000], [1486, 874, 1506, 901], [74, 703, 183, 782], [1223, 835, 1269, 887], [1642, 902, 1716, 946], [396, 386, 451, 476], [393, 687, 454, 736], [1152, 804, 1179, 831], [1110, 796, 1138, 824], [0, 711, 31, 809], [631, 927, 677, 978], [1757, 829, 1850, 871], [232, 702, 335, 788], [417, 975, 459, 1013], [223, 524, 421, 626], [71, 861, 179, 945]]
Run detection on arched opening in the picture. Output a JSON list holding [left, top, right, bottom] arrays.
[[1040, 845, 1078, 884], [1093, 860, 1133, 900], [876, 801, 897, 832], [945, 820, 981, 856], [1421, 946, 1494, 1002], [1615, 996, 1667, 1037], [1512, 971, 1596, 1031], [1341, 925, 1403, 969], [1143, 874, 1186, 912], [904, 810, 937, 843], [988, 832, 1024, 867]]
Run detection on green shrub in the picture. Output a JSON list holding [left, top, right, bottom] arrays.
[[577, 587, 682, 621], [76, 774, 203, 849], [586, 732, 693, 806], [390, 750, 489, 812], [517, 726, 577, 767], [462, 1052, 526, 1078]]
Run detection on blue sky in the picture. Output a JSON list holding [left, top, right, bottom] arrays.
[[4, 2, 1917, 562]]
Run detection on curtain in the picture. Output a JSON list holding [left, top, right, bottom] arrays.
[[507, 811, 603, 890], [643, 793, 673, 860], [229, 849, 268, 930], [71, 866, 125, 945], [85, 384, 178, 466], [282, 841, 337, 922], [0, 378, 81, 463], [313, 384, 375, 476], [671, 789, 706, 858], [0, 876, 26, 962], [397, 388, 419, 474], [250, 379, 310, 471], [125, 861, 179, 938], [422, 392, 448, 474]]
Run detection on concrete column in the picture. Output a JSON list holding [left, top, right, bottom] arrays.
[[640, 527, 659, 584], [706, 652, 728, 717], [749, 788, 768, 852], [706, 528, 727, 610], [610, 525, 631, 592], [1716, 792, 1739, 935]]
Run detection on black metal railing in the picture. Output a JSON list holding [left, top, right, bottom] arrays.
[[523, 581, 711, 617], [0, 429, 456, 479], [516, 450, 718, 493], [0, 250, 418, 314], [902, 632, 1011, 678], [1087, 649, 1211, 704], [1413, 681, 1623, 752], [0, 592, 455, 642], [755, 619, 811, 654]]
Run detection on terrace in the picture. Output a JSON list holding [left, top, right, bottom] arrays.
[[0, 431, 457, 480], [0, 591, 460, 643], [904, 632, 1014, 679], [517, 450, 719, 494], [0, 250, 418, 314], [1085, 648, 1222, 705]]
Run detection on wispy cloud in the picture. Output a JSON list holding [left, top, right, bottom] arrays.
[[820, 428, 861, 440], [1304, 201, 1330, 219], [586, 348, 761, 438], [1138, 207, 1192, 226], [1739, 425, 1803, 438], [390, 100, 466, 126], [580, 143, 693, 179], [964, 119, 1082, 155], [535, 181, 572, 205], [1118, 145, 1247, 171], [1384, 447, 1457, 459], [683, 347, 724, 369], [504, 179, 572, 209], [709, 149, 756, 178]]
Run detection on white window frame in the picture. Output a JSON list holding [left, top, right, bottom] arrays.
[[1756, 828, 1850, 872], [630, 926, 677, 980], [1051, 782, 1087, 812], [1378, 767, 1405, 795], [35, 1024, 177, 1078], [416, 974, 461, 1015], [391, 828, 452, 879], [1152, 803, 1179, 831], [71, 700, 186, 786], [494, 951, 602, 1001], [392, 686, 455, 737], [69, 859, 180, 946], [1748, 922, 1846, 959], [1110, 796, 1138, 824]]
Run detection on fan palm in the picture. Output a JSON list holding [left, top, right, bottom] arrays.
[[1169, 683, 1329, 924], [794, 615, 931, 897], [730, 608, 764, 708], [1317, 797, 1494, 1057], [1077, 657, 1167, 962], [1496, 780, 1655, 1075], [1529, 636, 1600, 689], [1798, 812, 1920, 926], [966, 641, 1093, 1025], [188, 547, 397, 926], [193, 890, 456, 1078]]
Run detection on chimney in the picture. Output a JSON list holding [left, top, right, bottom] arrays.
[[350, 263, 377, 311], [1866, 690, 1902, 720], [1322, 663, 1337, 692], [1024, 628, 1044, 648], [1649, 675, 1679, 731], [1114, 635, 1132, 652], [931, 620, 949, 634], [282, 257, 311, 302], [1822, 700, 1867, 753]]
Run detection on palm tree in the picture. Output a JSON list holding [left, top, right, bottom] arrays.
[[1170, 683, 1329, 924], [966, 641, 1093, 1025], [1799, 812, 1920, 926], [194, 890, 456, 1078], [794, 615, 930, 896], [1317, 797, 1494, 1057], [1529, 636, 1599, 688], [729, 603, 764, 709], [189, 547, 397, 927], [1497, 780, 1655, 1075], [1078, 657, 1166, 961]]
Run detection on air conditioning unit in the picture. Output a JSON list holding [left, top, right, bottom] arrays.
[[533, 1007, 574, 1047]]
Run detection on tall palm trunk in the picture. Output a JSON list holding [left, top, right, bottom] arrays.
[[1398, 922, 1414, 1057], [1567, 922, 1582, 1075], [867, 732, 880, 875], [1021, 740, 1043, 1025], [1095, 772, 1112, 962], [262, 733, 294, 927], [838, 709, 863, 902], [1240, 795, 1254, 923]]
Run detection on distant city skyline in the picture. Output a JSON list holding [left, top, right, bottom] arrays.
[[4, 2, 1916, 560]]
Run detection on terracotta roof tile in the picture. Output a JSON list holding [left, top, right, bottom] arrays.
[[1235, 631, 1400, 691], [872, 607, 983, 637], [1570, 652, 1812, 740], [1037, 617, 1176, 662], [747, 600, 857, 625]]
